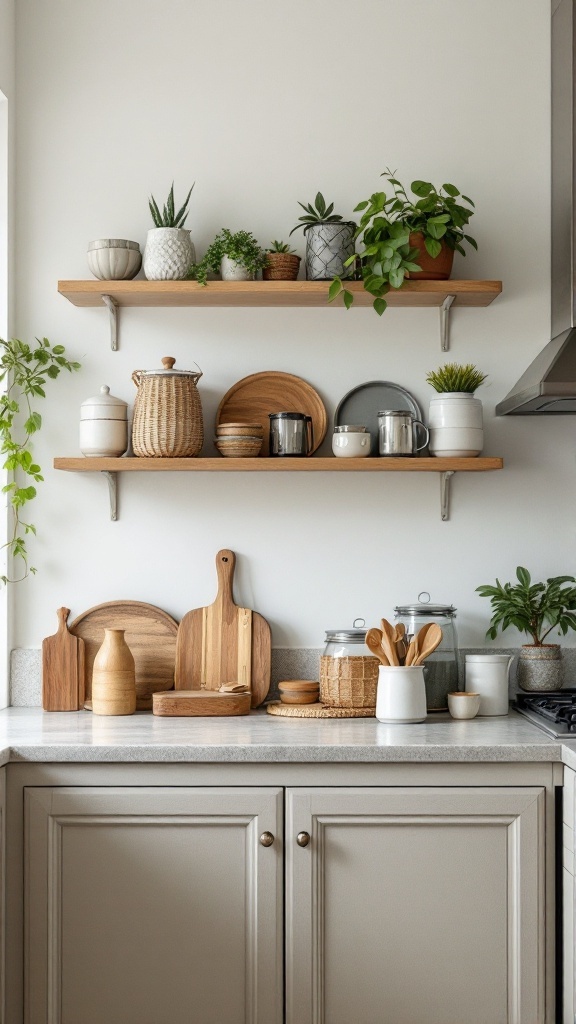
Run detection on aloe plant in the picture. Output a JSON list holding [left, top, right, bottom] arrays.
[[426, 363, 487, 393], [290, 192, 346, 236], [148, 182, 194, 229]]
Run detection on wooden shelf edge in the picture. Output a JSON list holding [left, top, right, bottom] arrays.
[[54, 456, 504, 473]]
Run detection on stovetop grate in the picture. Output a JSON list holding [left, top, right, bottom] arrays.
[[515, 690, 576, 732]]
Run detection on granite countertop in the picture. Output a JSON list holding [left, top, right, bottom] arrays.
[[0, 706, 573, 765]]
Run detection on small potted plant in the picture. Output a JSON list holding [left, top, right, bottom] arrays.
[[425, 362, 487, 457], [290, 192, 354, 281], [143, 182, 195, 281], [476, 567, 576, 691], [194, 229, 267, 283], [329, 171, 477, 315], [263, 241, 301, 281]]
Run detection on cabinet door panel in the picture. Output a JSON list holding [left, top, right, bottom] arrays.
[[25, 786, 282, 1024], [286, 786, 545, 1024]]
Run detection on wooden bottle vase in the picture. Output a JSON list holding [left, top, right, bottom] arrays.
[[92, 628, 136, 716]]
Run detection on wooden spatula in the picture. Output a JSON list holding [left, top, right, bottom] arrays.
[[42, 607, 85, 710]]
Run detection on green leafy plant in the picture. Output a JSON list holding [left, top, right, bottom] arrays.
[[476, 567, 576, 646], [290, 192, 347, 236], [329, 169, 477, 315], [193, 229, 267, 286], [0, 337, 81, 583], [148, 182, 194, 228], [267, 240, 297, 254], [426, 362, 487, 394]]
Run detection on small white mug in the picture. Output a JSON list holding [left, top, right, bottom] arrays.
[[447, 692, 481, 720], [332, 432, 371, 458]]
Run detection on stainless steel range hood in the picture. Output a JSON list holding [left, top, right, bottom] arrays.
[[496, 0, 576, 415]]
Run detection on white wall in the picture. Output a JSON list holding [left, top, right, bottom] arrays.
[[12, 0, 572, 651]]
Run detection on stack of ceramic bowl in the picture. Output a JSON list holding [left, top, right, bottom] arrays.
[[215, 422, 263, 458], [87, 239, 142, 280]]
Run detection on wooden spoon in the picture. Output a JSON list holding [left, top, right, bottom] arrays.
[[405, 622, 435, 666], [365, 628, 390, 666], [414, 623, 443, 665], [392, 623, 407, 665], [380, 618, 400, 666]]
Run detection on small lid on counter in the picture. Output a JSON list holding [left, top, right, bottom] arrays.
[[80, 385, 127, 420], [394, 591, 456, 617]]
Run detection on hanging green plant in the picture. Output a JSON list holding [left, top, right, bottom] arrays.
[[0, 337, 81, 583]]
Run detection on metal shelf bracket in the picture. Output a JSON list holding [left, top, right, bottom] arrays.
[[440, 470, 455, 521], [102, 471, 118, 521], [440, 294, 456, 351], [102, 294, 119, 351]]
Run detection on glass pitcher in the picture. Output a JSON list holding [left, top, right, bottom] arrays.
[[393, 593, 459, 711]]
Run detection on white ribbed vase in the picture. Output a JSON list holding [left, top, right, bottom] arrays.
[[143, 228, 195, 281], [428, 392, 483, 457]]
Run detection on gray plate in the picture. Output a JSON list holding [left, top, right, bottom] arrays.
[[335, 381, 424, 455]]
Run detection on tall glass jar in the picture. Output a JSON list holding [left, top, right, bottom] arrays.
[[393, 594, 459, 711], [320, 619, 378, 708]]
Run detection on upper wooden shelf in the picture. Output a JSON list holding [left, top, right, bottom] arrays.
[[54, 456, 503, 473], [58, 279, 502, 309]]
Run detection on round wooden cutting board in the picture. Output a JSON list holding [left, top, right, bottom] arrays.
[[216, 371, 327, 456], [70, 601, 178, 709]]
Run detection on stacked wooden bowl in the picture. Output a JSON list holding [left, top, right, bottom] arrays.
[[215, 422, 264, 458]]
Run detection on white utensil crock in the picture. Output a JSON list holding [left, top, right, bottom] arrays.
[[465, 654, 513, 716], [376, 666, 427, 723]]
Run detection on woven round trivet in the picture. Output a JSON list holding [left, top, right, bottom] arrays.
[[266, 701, 375, 719]]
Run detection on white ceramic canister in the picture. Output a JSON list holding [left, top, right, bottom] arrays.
[[220, 256, 255, 281], [80, 385, 128, 457], [465, 654, 513, 716], [428, 393, 483, 457], [376, 666, 427, 723]]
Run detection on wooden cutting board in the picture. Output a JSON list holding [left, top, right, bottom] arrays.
[[153, 690, 251, 717], [42, 607, 85, 711], [69, 601, 178, 710], [175, 549, 271, 706]]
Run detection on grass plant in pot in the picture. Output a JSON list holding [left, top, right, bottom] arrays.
[[477, 567, 576, 691], [426, 362, 487, 457], [144, 182, 195, 281], [290, 192, 355, 281], [194, 229, 267, 283], [263, 241, 301, 281]]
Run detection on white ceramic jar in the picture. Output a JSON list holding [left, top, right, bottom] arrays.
[[465, 654, 513, 716], [80, 385, 128, 457], [428, 392, 483, 457], [220, 256, 254, 281], [375, 666, 427, 723]]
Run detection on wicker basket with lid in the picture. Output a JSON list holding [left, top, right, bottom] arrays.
[[132, 356, 203, 458]]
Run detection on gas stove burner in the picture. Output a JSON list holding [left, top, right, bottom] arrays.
[[514, 690, 576, 736]]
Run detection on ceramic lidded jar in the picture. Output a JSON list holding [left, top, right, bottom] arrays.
[[80, 385, 128, 457]]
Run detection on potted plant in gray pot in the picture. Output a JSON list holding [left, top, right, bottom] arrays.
[[290, 192, 355, 281], [144, 182, 195, 281], [476, 566, 576, 691]]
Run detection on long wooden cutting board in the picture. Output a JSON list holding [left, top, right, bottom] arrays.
[[42, 607, 85, 710], [69, 601, 178, 709], [175, 549, 271, 706]]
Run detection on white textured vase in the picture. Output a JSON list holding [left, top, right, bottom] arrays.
[[143, 228, 195, 281], [428, 392, 484, 457], [220, 256, 254, 281]]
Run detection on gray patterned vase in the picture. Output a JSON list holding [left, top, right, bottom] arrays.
[[517, 644, 563, 691], [143, 228, 195, 281], [305, 222, 355, 281]]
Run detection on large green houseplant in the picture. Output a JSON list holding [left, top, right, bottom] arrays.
[[476, 566, 576, 691], [0, 336, 80, 583]]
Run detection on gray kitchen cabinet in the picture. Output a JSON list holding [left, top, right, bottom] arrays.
[[23, 785, 283, 1024], [564, 765, 575, 1024], [286, 785, 546, 1024]]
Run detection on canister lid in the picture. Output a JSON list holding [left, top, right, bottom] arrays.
[[394, 592, 456, 617], [87, 238, 140, 251], [80, 385, 128, 419], [325, 618, 368, 643], [138, 356, 202, 378]]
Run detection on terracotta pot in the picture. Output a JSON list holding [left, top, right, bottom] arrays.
[[92, 628, 136, 715], [408, 231, 454, 280], [516, 644, 563, 692], [263, 253, 301, 281]]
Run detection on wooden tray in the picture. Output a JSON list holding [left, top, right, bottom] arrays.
[[266, 701, 375, 718], [216, 371, 327, 456], [153, 690, 250, 717], [70, 601, 178, 710]]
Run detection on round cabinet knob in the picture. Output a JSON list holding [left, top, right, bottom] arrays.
[[259, 831, 274, 847], [296, 831, 310, 847]]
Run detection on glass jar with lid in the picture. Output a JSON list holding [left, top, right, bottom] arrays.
[[320, 619, 378, 709], [393, 593, 459, 711]]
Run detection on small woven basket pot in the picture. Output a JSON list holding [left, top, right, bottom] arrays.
[[263, 253, 301, 281], [132, 356, 203, 458], [320, 655, 379, 708]]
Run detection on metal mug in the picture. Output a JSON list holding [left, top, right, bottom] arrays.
[[377, 409, 429, 457], [269, 412, 314, 457]]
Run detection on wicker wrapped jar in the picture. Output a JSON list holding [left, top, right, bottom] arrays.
[[320, 622, 379, 708], [132, 356, 203, 458]]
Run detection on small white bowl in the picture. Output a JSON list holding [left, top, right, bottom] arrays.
[[332, 432, 371, 458], [447, 692, 481, 720], [87, 239, 142, 280]]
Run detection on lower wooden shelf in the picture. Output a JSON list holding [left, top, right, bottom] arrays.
[[54, 456, 503, 522]]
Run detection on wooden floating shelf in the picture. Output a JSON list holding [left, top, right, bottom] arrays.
[[58, 279, 502, 309], [54, 457, 503, 473]]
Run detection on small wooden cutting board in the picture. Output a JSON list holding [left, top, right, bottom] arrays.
[[152, 690, 251, 717], [42, 608, 85, 711]]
